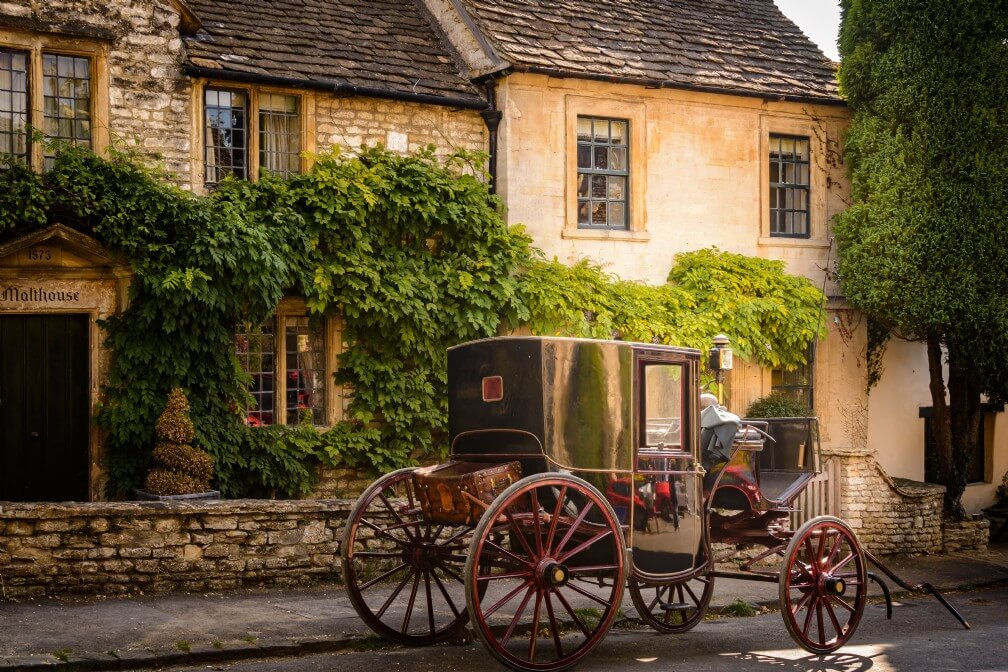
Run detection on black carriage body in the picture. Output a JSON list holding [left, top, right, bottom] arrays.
[[447, 336, 706, 580]]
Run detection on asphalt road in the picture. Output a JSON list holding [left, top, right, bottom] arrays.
[[149, 586, 1008, 672]]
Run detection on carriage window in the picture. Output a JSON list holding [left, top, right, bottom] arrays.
[[643, 364, 683, 448]]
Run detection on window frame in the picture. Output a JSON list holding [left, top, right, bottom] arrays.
[[564, 95, 649, 242], [236, 298, 342, 428], [759, 117, 828, 246], [575, 115, 630, 231], [771, 344, 814, 410], [196, 81, 313, 189], [0, 28, 109, 170], [768, 133, 811, 239]]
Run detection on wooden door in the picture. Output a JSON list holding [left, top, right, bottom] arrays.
[[0, 314, 90, 501]]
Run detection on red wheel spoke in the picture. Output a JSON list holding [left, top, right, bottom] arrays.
[[802, 537, 818, 576], [544, 590, 565, 659], [483, 579, 533, 618], [552, 587, 591, 637], [531, 488, 543, 556], [815, 599, 826, 646], [360, 518, 415, 546], [544, 485, 568, 554], [801, 594, 817, 634], [376, 568, 416, 619], [830, 552, 856, 573], [501, 586, 536, 647], [563, 580, 613, 608], [683, 581, 701, 605], [827, 593, 855, 614], [424, 571, 436, 634], [528, 589, 544, 662], [378, 493, 415, 542], [825, 532, 843, 567], [358, 562, 410, 591], [431, 568, 463, 619], [484, 539, 534, 569], [435, 560, 466, 585], [792, 588, 814, 615], [557, 528, 613, 564], [647, 586, 667, 612], [439, 526, 473, 547], [477, 570, 531, 582], [815, 528, 828, 567], [567, 563, 620, 575], [823, 594, 844, 637], [553, 501, 595, 559], [504, 509, 539, 561], [401, 570, 422, 632], [793, 560, 814, 582]]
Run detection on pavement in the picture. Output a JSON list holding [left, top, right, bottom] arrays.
[[2, 542, 1007, 671]]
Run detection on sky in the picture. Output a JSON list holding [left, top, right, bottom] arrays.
[[774, 0, 842, 61]]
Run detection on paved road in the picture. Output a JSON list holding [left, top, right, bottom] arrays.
[[151, 586, 1007, 672]]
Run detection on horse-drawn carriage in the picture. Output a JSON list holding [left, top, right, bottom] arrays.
[[341, 337, 966, 671]]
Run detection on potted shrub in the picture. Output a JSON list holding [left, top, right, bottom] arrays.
[[136, 388, 219, 500]]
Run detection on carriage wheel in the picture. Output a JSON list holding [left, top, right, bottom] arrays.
[[628, 573, 713, 633], [341, 467, 472, 645], [465, 473, 626, 672], [779, 516, 867, 654]]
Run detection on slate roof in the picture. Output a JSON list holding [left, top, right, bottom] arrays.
[[457, 0, 841, 103], [182, 0, 486, 107]]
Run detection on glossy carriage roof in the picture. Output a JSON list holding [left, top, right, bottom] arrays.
[[448, 335, 702, 358]]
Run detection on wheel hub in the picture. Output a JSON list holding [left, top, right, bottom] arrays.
[[539, 560, 570, 588], [823, 575, 846, 596]]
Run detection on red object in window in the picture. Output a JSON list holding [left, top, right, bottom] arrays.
[[482, 376, 503, 402]]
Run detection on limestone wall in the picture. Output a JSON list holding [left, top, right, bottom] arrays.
[[0, 500, 359, 598], [826, 446, 946, 555], [306, 467, 373, 500], [943, 518, 990, 553]]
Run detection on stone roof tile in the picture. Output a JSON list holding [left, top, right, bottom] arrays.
[[460, 0, 839, 102], [183, 0, 485, 106]]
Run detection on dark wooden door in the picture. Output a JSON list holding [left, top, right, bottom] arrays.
[[0, 314, 90, 501]]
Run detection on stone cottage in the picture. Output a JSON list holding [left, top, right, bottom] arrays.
[[0, 0, 997, 552]]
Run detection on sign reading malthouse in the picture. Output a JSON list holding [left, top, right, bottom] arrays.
[[2, 286, 82, 303]]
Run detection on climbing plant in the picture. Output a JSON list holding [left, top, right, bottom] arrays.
[[1, 145, 824, 498]]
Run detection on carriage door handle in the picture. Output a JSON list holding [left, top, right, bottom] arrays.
[[29, 431, 39, 438]]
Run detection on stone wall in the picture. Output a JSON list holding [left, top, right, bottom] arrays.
[[0, 500, 360, 599], [827, 446, 946, 555], [0, 0, 194, 181], [306, 467, 373, 500], [314, 96, 487, 159], [943, 518, 990, 553]]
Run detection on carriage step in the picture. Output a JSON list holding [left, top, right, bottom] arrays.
[[658, 602, 691, 612]]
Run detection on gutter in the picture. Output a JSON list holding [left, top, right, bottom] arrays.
[[512, 64, 846, 108], [182, 65, 489, 111], [479, 78, 503, 195]]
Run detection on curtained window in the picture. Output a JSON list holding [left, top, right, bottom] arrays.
[[259, 93, 300, 178]]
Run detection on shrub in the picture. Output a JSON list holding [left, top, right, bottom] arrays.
[[145, 388, 216, 495], [745, 392, 811, 419]]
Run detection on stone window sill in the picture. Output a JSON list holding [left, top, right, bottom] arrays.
[[757, 236, 831, 249], [562, 228, 651, 243]]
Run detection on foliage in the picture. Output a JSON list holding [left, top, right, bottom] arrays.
[[835, 0, 1008, 517], [745, 392, 812, 419], [997, 470, 1008, 503], [2, 145, 825, 498], [145, 388, 215, 495], [520, 248, 825, 370]]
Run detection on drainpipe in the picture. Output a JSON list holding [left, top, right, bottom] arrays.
[[480, 78, 503, 195]]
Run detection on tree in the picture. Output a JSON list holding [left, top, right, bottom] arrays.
[[834, 0, 1008, 517]]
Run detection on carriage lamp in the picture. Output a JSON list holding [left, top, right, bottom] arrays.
[[708, 334, 732, 405]]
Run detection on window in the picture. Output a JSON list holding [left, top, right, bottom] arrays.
[[0, 49, 29, 162], [0, 38, 103, 169], [642, 364, 683, 448], [772, 345, 814, 409], [203, 86, 302, 186], [236, 312, 331, 427], [922, 405, 1000, 484], [769, 134, 810, 237], [576, 116, 629, 230]]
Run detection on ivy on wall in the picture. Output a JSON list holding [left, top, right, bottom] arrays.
[[1, 146, 824, 498]]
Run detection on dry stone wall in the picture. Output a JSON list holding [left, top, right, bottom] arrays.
[[827, 446, 947, 555], [0, 499, 371, 599], [942, 518, 990, 553]]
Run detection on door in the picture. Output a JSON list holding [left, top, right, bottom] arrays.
[[0, 314, 90, 501], [631, 356, 705, 579]]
